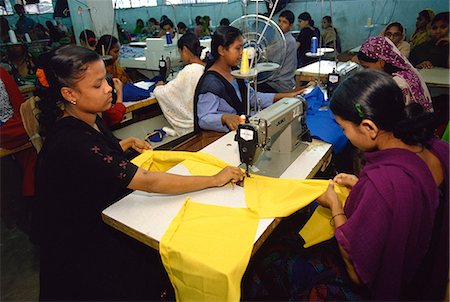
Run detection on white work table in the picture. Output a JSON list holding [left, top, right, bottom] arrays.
[[102, 132, 332, 252], [418, 67, 450, 88]]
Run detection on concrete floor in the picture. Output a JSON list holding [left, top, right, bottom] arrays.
[[1, 156, 39, 302]]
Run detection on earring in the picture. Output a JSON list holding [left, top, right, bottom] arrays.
[[69, 99, 77, 105]]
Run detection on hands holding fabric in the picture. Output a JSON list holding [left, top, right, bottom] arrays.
[[120, 137, 152, 153], [214, 166, 244, 187]]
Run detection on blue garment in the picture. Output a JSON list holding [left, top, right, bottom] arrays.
[[197, 79, 275, 132], [16, 16, 35, 35], [122, 75, 161, 102], [304, 87, 348, 153]]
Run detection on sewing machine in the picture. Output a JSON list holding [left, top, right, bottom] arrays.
[[235, 97, 312, 178], [142, 37, 212, 70]]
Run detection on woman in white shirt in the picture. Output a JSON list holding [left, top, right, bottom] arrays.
[[153, 33, 209, 135]]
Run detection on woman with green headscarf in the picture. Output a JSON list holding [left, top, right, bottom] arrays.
[[409, 9, 435, 50]]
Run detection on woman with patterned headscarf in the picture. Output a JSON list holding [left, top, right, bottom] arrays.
[[409, 9, 435, 50], [356, 36, 433, 112]]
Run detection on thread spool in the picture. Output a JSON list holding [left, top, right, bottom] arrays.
[[24, 33, 31, 43], [310, 37, 318, 53], [367, 17, 372, 27], [239, 115, 246, 124], [162, 126, 177, 136], [101, 45, 106, 56], [240, 49, 249, 74], [8, 29, 18, 44]]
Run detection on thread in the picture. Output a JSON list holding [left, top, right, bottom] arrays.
[[367, 17, 372, 27], [162, 126, 177, 136], [8, 30, 17, 44], [240, 49, 249, 74], [239, 115, 246, 124]]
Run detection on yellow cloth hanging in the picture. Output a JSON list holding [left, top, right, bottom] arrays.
[[299, 187, 349, 248], [160, 199, 259, 302], [244, 174, 349, 218]]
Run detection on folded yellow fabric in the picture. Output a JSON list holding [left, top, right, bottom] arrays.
[[160, 199, 259, 302], [244, 174, 347, 218], [131, 150, 230, 174], [299, 186, 349, 248]]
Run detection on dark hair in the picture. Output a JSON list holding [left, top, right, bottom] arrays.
[[323, 16, 332, 24], [386, 22, 404, 33], [280, 10, 295, 25], [177, 22, 187, 30], [160, 15, 168, 22], [206, 26, 242, 69], [45, 20, 56, 29], [177, 33, 206, 60], [95, 35, 118, 56], [330, 70, 437, 145], [37, 45, 101, 135], [219, 18, 230, 26], [357, 51, 402, 75], [298, 12, 314, 27], [160, 19, 174, 29], [79, 29, 96, 47], [149, 17, 157, 24], [419, 10, 433, 23], [195, 16, 202, 26], [136, 19, 144, 25], [14, 4, 24, 12], [432, 12, 449, 26]]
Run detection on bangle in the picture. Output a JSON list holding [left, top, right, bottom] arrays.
[[330, 212, 346, 227]]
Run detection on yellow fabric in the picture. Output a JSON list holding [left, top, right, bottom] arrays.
[[244, 174, 348, 218], [299, 187, 349, 248], [160, 199, 259, 302], [132, 150, 351, 300], [131, 150, 230, 174]]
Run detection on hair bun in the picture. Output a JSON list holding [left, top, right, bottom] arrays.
[[393, 103, 438, 145]]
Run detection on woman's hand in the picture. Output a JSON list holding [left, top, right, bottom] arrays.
[[416, 61, 434, 69], [112, 78, 123, 103], [156, 80, 165, 86], [120, 137, 152, 153], [221, 114, 241, 131], [333, 173, 358, 190], [213, 166, 244, 187], [316, 180, 340, 209]]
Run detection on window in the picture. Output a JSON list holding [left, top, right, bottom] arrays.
[[165, 0, 226, 5], [0, 0, 53, 15], [113, 0, 157, 9]]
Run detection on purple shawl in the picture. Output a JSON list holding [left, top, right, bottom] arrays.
[[360, 36, 433, 112], [335, 138, 449, 300]]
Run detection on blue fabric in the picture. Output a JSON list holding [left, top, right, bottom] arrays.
[[145, 128, 166, 143], [122, 75, 162, 102], [304, 87, 348, 154]]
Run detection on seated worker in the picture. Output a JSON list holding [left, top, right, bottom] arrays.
[[219, 18, 230, 27], [79, 29, 97, 51], [7, 44, 35, 78], [153, 33, 208, 136], [177, 22, 192, 35], [95, 35, 130, 127], [200, 16, 211, 37], [245, 69, 449, 301], [409, 9, 435, 50], [410, 12, 449, 69], [321, 16, 341, 52], [357, 36, 433, 112], [195, 26, 304, 132], [143, 17, 159, 37], [158, 19, 176, 39], [379, 22, 411, 58], [258, 10, 297, 93], [296, 12, 321, 68], [0, 67, 37, 198], [194, 16, 203, 37], [14, 4, 35, 35], [134, 18, 145, 34], [36, 45, 244, 301]]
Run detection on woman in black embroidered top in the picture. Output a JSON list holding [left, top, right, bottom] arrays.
[[194, 26, 304, 132], [36, 45, 244, 301]]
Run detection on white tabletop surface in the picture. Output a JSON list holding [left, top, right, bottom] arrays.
[[418, 67, 450, 88], [102, 132, 332, 249]]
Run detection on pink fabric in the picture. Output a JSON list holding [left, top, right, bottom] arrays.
[[360, 36, 433, 112]]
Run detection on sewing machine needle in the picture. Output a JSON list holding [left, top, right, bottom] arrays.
[[245, 164, 250, 177]]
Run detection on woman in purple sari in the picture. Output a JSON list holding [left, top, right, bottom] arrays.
[[356, 36, 433, 112], [245, 70, 448, 301]]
